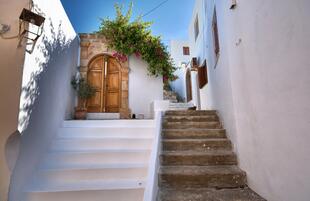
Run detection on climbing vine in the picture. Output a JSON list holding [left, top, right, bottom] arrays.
[[98, 3, 177, 81]]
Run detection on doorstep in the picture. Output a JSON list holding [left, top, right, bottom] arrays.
[[87, 113, 120, 120]]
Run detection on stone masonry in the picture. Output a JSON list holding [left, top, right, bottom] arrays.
[[79, 33, 130, 118]]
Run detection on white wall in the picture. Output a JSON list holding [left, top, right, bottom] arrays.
[[170, 40, 191, 101], [188, 0, 208, 109], [129, 55, 163, 119], [170, 40, 191, 67], [0, 1, 28, 200], [201, 0, 310, 200], [9, 0, 79, 200]]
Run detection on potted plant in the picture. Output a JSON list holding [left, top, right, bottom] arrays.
[[71, 77, 96, 120]]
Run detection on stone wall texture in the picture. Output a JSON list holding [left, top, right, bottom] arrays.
[[79, 33, 131, 118]]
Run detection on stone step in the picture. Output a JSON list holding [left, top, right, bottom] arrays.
[[169, 104, 191, 107], [165, 110, 217, 116], [168, 99, 178, 103], [163, 122, 221, 129], [159, 165, 246, 189], [162, 139, 232, 151], [160, 150, 237, 166], [164, 115, 219, 122], [158, 187, 266, 201], [167, 107, 190, 111], [87, 113, 120, 120], [162, 129, 226, 139]]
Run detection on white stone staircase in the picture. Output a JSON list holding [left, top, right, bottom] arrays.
[[24, 120, 156, 201]]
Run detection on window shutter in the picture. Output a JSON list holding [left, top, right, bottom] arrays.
[[214, 21, 220, 55], [213, 9, 220, 56], [198, 61, 208, 89]]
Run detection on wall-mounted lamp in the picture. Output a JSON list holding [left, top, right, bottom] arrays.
[[18, 8, 45, 54], [230, 0, 237, 9], [191, 57, 199, 71]]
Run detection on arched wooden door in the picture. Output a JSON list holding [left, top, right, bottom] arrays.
[[87, 55, 121, 113], [186, 69, 192, 102]]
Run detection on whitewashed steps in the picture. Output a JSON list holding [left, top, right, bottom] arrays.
[[25, 120, 155, 201], [57, 127, 154, 139], [34, 166, 148, 186], [25, 181, 145, 201], [41, 150, 150, 169], [62, 120, 155, 128], [51, 138, 153, 151]]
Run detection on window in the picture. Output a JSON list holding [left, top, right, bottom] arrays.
[[183, 46, 190, 55], [212, 8, 220, 59], [194, 15, 199, 40]]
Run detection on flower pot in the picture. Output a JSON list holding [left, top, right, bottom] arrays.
[[74, 108, 87, 120]]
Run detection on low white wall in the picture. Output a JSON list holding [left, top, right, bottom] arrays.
[[9, 0, 79, 200], [143, 111, 163, 201], [202, 0, 310, 201], [129, 55, 163, 119]]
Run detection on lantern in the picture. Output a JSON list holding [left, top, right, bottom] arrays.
[[230, 0, 237, 9], [18, 8, 45, 53]]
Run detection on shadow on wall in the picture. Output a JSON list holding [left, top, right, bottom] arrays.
[[18, 20, 75, 132], [9, 19, 78, 201]]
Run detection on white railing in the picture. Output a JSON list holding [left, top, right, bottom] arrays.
[[143, 111, 163, 201]]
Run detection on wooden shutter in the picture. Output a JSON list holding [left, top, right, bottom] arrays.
[[186, 69, 193, 102], [213, 9, 220, 56], [198, 60, 208, 89], [194, 16, 199, 40]]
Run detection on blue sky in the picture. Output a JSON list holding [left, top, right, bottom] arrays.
[[60, 0, 195, 45]]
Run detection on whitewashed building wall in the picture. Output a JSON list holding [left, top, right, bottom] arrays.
[[10, 0, 79, 200], [189, 0, 310, 201], [169, 40, 191, 101]]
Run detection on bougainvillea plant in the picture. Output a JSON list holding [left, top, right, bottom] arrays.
[[98, 3, 177, 81]]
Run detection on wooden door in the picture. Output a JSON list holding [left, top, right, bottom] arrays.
[[105, 57, 121, 112], [87, 56, 104, 112], [186, 69, 192, 102], [87, 56, 121, 113]]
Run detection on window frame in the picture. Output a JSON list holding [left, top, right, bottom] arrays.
[[183, 46, 190, 55]]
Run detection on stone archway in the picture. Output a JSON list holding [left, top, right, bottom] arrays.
[[79, 34, 130, 118]]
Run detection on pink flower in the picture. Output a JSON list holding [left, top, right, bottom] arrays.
[[112, 52, 128, 62], [134, 51, 141, 58]]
